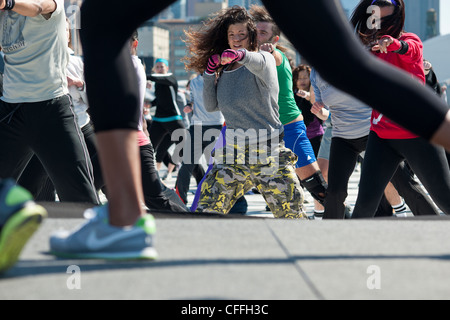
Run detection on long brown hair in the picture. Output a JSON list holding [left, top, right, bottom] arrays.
[[351, 0, 405, 46], [183, 6, 258, 74]]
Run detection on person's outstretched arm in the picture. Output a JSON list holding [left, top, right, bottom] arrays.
[[261, 0, 450, 150]]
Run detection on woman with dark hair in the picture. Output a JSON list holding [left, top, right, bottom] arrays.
[[184, 6, 259, 74], [352, 0, 405, 47], [292, 64, 324, 156], [184, 6, 306, 219], [260, 0, 450, 151], [349, 0, 450, 218]]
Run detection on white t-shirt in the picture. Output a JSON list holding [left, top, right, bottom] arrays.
[[67, 48, 90, 128], [131, 54, 147, 132], [189, 74, 224, 126], [0, 0, 69, 103]]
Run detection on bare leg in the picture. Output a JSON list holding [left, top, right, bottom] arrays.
[[96, 130, 145, 226], [166, 163, 176, 177], [431, 110, 450, 152], [384, 182, 402, 208], [296, 162, 320, 180]]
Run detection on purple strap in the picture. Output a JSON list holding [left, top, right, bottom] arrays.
[[371, 0, 397, 6], [190, 125, 226, 212]]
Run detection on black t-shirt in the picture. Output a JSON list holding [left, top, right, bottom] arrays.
[[294, 93, 321, 127], [148, 73, 180, 118]]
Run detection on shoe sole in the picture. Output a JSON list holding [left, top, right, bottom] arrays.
[[0, 204, 47, 273], [50, 247, 158, 261]]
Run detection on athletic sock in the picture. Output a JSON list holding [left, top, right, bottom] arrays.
[[392, 200, 408, 217], [392, 200, 407, 214], [313, 209, 324, 219]]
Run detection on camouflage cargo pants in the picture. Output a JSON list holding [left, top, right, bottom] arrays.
[[196, 142, 306, 219]]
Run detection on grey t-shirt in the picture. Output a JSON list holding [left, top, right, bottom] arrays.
[[311, 68, 372, 140], [203, 50, 282, 145], [0, 0, 68, 103]]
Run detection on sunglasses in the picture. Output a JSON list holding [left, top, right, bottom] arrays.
[[371, 0, 398, 6]]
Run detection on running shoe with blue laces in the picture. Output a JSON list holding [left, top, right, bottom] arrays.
[[0, 179, 47, 273], [49, 205, 158, 260]]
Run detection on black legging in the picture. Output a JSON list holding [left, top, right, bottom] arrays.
[[150, 120, 185, 164], [81, 0, 447, 147], [324, 136, 440, 219], [80, 0, 178, 133], [352, 132, 450, 218]]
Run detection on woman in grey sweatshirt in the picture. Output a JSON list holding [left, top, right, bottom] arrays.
[[183, 6, 306, 219]]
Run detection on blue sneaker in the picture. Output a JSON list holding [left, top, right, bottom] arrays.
[[49, 205, 157, 260], [0, 179, 47, 273]]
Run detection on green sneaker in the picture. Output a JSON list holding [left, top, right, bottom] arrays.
[[0, 179, 47, 273]]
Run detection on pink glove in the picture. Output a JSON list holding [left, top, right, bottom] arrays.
[[206, 54, 221, 74], [220, 49, 246, 65]]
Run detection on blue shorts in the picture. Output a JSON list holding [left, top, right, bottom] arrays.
[[283, 121, 316, 168]]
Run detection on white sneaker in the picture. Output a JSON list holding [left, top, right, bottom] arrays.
[[49, 205, 157, 260], [395, 212, 408, 218]]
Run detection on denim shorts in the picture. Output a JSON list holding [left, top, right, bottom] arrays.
[[318, 124, 332, 161]]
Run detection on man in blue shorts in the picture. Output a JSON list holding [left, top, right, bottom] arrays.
[[250, 5, 327, 206]]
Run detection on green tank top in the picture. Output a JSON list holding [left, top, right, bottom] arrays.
[[276, 49, 301, 125]]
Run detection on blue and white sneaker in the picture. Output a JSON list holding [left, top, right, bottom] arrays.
[[0, 179, 47, 273], [49, 205, 157, 260]]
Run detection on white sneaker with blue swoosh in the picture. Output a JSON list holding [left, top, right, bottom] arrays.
[[49, 205, 157, 260]]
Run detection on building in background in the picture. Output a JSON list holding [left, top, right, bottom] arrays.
[[61, 0, 442, 81], [186, 0, 228, 19], [193, 0, 228, 19], [228, 0, 262, 8], [157, 20, 202, 80], [423, 33, 450, 104], [404, 0, 440, 41], [137, 22, 171, 75]]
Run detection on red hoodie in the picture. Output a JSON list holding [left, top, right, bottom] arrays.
[[370, 32, 425, 139]]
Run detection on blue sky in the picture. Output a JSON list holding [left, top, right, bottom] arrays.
[[441, 0, 450, 35]]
